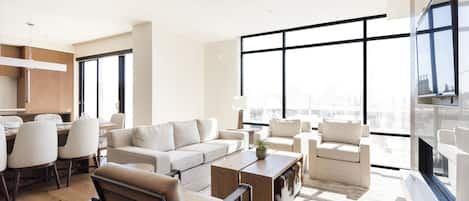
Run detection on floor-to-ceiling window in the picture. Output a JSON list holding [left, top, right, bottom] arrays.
[[241, 15, 411, 169], [78, 50, 133, 127]]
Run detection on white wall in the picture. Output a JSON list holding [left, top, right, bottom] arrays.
[[204, 39, 240, 129], [152, 27, 205, 124], [73, 33, 132, 58], [133, 23, 153, 126], [0, 76, 17, 109]]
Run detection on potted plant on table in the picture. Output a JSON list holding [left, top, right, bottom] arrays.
[[255, 139, 267, 160]]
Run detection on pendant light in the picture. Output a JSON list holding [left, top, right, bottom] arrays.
[[0, 22, 67, 72]]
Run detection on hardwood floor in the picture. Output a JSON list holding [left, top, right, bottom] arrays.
[[3, 174, 96, 201], [1, 167, 406, 201]]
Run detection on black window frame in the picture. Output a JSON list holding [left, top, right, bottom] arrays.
[[240, 14, 412, 169], [77, 49, 132, 118]]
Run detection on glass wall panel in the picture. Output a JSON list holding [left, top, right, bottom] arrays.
[[432, 4, 452, 28], [367, 37, 411, 134], [367, 18, 410, 37], [286, 21, 363, 47], [370, 135, 411, 169], [98, 56, 119, 121], [83, 60, 98, 118], [243, 51, 283, 123], [285, 43, 363, 126], [242, 33, 283, 51]]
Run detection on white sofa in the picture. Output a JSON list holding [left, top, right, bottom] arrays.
[[107, 118, 248, 191], [308, 120, 370, 187]]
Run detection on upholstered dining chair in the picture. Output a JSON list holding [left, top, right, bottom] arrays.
[[8, 122, 61, 200], [98, 113, 125, 161], [59, 118, 99, 187], [0, 116, 23, 129], [34, 114, 63, 124], [0, 126, 10, 201]]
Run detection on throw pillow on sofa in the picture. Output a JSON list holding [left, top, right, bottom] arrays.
[[197, 118, 219, 142], [321, 119, 362, 145], [172, 120, 201, 148], [133, 123, 175, 151], [270, 119, 302, 137]]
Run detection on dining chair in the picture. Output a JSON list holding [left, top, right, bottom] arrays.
[[8, 122, 61, 200], [0, 116, 23, 129], [59, 118, 99, 187], [98, 113, 125, 161], [0, 126, 10, 201], [34, 114, 63, 124]]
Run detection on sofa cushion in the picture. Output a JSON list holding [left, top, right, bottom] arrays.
[[264, 137, 294, 152], [178, 143, 226, 163], [133, 123, 175, 151], [197, 118, 219, 142], [205, 139, 244, 154], [270, 119, 301, 137], [317, 142, 359, 162], [322, 119, 362, 145], [172, 120, 201, 148], [167, 150, 203, 171]]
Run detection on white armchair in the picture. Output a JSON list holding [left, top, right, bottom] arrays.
[[253, 119, 313, 153], [308, 120, 370, 187]]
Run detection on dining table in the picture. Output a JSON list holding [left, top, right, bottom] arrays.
[[4, 121, 119, 153], [1, 121, 120, 186]]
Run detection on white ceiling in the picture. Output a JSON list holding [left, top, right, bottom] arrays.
[[0, 0, 389, 50]]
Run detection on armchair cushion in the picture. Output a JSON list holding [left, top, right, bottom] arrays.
[[270, 119, 301, 137], [167, 150, 203, 171], [322, 120, 362, 145], [133, 123, 175, 152], [172, 120, 201, 148], [178, 143, 226, 163], [264, 137, 294, 152], [197, 118, 219, 142], [317, 142, 359, 163]]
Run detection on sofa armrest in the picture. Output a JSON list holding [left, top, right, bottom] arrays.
[[219, 130, 248, 140], [254, 129, 270, 143], [359, 137, 370, 159], [438, 129, 455, 146], [359, 136, 370, 187], [308, 134, 322, 157], [219, 130, 249, 149], [108, 128, 134, 148], [107, 147, 171, 174], [293, 131, 319, 153]]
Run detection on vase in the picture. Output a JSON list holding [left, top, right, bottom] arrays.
[[256, 148, 267, 160]]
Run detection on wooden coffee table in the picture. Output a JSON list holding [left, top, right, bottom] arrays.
[[211, 150, 303, 201], [211, 151, 258, 198]]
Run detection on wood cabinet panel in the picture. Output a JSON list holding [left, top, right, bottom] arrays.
[[0, 45, 22, 77]]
